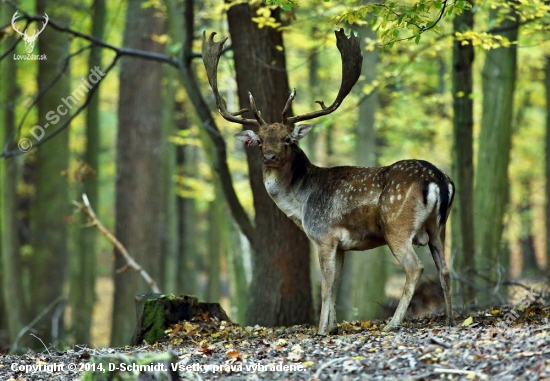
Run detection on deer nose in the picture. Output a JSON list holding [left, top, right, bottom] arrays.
[[262, 152, 277, 163]]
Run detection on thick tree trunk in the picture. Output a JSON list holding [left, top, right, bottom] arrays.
[[474, 5, 518, 302], [70, 0, 105, 345], [226, 3, 313, 327], [29, 1, 71, 346], [111, 0, 164, 346], [451, 0, 475, 305]]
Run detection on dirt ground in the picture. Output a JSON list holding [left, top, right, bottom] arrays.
[[1, 302, 549, 380]]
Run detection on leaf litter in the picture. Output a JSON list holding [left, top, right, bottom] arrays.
[[0, 303, 549, 380]]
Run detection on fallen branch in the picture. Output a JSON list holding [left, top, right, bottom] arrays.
[[73, 194, 161, 294], [433, 368, 488, 380]]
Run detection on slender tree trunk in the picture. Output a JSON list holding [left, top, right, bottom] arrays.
[[111, 0, 164, 346], [545, 56, 550, 271], [338, 25, 388, 321], [518, 182, 538, 277], [206, 193, 223, 302], [304, 26, 320, 161], [226, 3, 313, 327], [69, 0, 105, 345], [227, 222, 247, 325], [0, 13, 27, 347], [176, 141, 199, 296], [164, 0, 199, 296], [474, 5, 518, 302], [451, 0, 475, 305], [28, 0, 72, 346]]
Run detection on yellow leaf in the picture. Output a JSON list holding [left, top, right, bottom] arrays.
[[275, 45, 284, 51], [302, 361, 315, 367], [226, 349, 241, 358], [491, 309, 500, 316], [462, 316, 473, 326], [456, 91, 465, 98]]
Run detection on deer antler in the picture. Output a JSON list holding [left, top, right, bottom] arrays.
[[11, 11, 26, 37], [11, 11, 49, 39], [33, 13, 49, 38], [284, 29, 363, 124], [202, 31, 262, 127]]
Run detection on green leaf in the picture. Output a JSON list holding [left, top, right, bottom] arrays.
[[415, 34, 421, 44]]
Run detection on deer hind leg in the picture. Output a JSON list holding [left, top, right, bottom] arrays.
[[428, 225, 454, 326], [317, 244, 345, 335], [383, 237, 424, 331]]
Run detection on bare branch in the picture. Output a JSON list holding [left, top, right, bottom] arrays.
[[73, 194, 161, 294]]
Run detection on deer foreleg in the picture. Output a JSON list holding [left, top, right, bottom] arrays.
[[317, 245, 344, 335]]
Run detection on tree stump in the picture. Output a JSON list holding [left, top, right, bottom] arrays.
[[130, 294, 230, 345]]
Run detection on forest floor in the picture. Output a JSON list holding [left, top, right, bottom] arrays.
[[1, 302, 549, 380]]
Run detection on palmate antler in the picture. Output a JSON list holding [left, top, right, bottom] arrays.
[[201, 28, 363, 126], [284, 29, 363, 124], [201, 31, 265, 127]]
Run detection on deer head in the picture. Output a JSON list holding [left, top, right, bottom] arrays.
[[12, 11, 49, 54], [201, 29, 363, 167]]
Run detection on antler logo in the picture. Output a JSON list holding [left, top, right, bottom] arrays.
[[11, 11, 49, 54]]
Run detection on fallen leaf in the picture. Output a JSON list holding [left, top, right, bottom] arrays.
[[226, 350, 241, 358], [462, 317, 474, 326]]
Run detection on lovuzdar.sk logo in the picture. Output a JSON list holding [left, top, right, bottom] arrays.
[[11, 10, 48, 60]]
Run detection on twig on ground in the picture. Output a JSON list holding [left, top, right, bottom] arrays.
[[10, 295, 65, 353], [313, 357, 350, 379], [30, 333, 52, 356], [73, 194, 161, 294], [433, 368, 488, 380]]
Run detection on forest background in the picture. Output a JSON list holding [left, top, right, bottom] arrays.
[[0, 0, 549, 352]]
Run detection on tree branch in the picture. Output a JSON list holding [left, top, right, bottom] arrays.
[[73, 194, 161, 294]]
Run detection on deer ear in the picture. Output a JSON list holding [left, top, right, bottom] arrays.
[[290, 124, 313, 141], [235, 130, 261, 147]]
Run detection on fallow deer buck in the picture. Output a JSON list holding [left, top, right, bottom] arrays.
[[202, 29, 455, 335]]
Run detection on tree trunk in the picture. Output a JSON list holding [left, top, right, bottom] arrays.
[[451, 0, 475, 305], [29, 0, 72, 346], [206, 194, 223, 303], [69, 0, 105, 345], [0, 13, 27, 348], [545, 55, 550, 271], [226, 3, 313, 327], [164, 0, 199, 297], [111, 0, 165, 346], [474, 5, 518, 302]]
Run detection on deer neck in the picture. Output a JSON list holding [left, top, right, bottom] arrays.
[[262, 145, 312, 225]]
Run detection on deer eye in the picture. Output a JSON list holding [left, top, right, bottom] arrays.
[[283, 136, 292, 145]]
